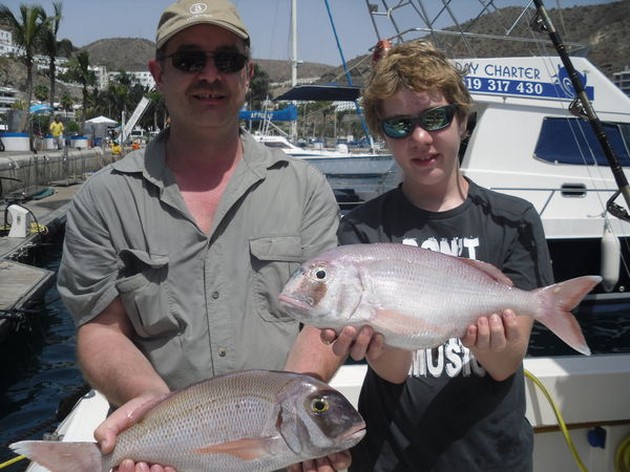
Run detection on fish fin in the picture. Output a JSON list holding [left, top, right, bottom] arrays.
[[459, 258, 514, 286], [194, 437, 278, 460], [10, 440, 103, 472], [536, 275, 602, 356]]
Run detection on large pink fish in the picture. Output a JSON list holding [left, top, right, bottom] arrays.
[[10, 370, 365, 472], [278, 243, 600, 355]]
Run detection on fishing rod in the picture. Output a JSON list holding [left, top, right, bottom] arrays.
[[531, 0, 630, 223]]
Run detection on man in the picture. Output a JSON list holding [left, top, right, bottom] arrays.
[[49, 116, 64, 149], [57, 1, 347, 470]]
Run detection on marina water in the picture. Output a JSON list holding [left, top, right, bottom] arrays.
[[1, 199, 630, 471]]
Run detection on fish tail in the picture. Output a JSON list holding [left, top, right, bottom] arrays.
[[10, 440, 103, 472], [535, 275, 601, 356]]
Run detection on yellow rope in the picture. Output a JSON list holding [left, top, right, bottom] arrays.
[[0, 454, 26, 469], [524, 368, 589, 472], [616, 434, 630, 472]]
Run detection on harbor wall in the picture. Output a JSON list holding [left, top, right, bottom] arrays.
[[0, 148, 114, 197]]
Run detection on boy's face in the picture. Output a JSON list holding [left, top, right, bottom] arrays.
[[380, 88, 466, 195]]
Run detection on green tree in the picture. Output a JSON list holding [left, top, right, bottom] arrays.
[[60, 92, 73, 117], [145, 87, 166, 132], [0, 3, 47, 131], [61, 50, 96, 126], [40, 2, 63, 115], [33, 83, 48, 102], [248, 63, 270, 110]]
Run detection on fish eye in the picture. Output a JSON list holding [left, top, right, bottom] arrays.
[[314, 268, 327, 280], [310, 397, 330, 414]]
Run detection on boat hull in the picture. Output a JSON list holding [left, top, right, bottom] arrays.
[[303, 154, 396, 178]]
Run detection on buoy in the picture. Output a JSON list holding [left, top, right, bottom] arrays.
[[600, 221, 621, 292]]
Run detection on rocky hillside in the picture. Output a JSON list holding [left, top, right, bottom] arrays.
[[321, 0, 630, 86], [80, 37, 334, 84]]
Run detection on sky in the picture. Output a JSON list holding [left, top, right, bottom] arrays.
[[1, 0, 617, 66]]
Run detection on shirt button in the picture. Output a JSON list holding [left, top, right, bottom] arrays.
[[211, 291, 219, 299], [218, 348, 227, 357]]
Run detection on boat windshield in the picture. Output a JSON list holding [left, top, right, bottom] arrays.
[[263, 141, 293, 150], [535, 117, 630, 166]]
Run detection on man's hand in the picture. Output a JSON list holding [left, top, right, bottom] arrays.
[[321, 325, 385, 361], [95, 393, 175, 472], [321, 325, 411, 384]]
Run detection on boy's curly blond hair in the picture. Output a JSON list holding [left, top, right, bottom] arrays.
[[362, 40, 472, 138]]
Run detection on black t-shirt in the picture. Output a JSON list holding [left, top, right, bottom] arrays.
[[339, 179, 553, 472]]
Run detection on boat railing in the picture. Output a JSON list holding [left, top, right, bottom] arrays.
[[489, 186, 621, 217]]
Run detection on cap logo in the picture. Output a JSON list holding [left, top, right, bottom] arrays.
[[189, 3, 208, 14]]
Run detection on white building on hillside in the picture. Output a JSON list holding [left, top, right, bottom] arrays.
[[107, 70, 155, 90], [0, 86, 21, 116], [0, 28, 21, 56]]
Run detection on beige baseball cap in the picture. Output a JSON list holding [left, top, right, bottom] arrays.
[[156, 0, 250, 49]]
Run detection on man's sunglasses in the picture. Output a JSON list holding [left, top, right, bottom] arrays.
[[160, 50, 248, 74], [380, 105, 457, 139]]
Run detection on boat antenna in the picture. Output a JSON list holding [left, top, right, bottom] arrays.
[[531, 0, 630, 222]]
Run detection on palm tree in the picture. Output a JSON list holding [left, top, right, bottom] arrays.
[[146, 88, 166, 132], [248, 64, 271, 110], [0, 4, 47, 132], [40, 2, 63, 116], [62, 51, 96, 127], [33, 84, 49, 102], [60, 92, 73, 118]]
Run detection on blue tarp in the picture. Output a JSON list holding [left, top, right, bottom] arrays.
[[239, 105, 298, 122], [29, 104, 53, 114]]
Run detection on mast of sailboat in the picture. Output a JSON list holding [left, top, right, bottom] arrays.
[[532, 0, 630, 221], [290, 0, 298, 142], [322, 0, 373, 148]]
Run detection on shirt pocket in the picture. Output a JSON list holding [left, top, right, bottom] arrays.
[[250, 235, 303, 322], [115, 249, 181, 338]]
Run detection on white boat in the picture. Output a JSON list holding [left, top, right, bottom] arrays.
[[328, 1, 630, 471], [253, 133, 396, 178], [23, 2, 630, 472]]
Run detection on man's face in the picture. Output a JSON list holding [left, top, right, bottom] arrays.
[[149, 24, 252, 135]]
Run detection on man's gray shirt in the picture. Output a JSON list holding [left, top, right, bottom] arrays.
[[58, 131, 339, 389]]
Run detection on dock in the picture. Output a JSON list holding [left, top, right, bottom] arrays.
[[0, 147, 116, 341]]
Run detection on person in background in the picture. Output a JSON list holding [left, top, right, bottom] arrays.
[[57, 1, 348, 470], [49, 116, 64, 149], [330, 40, 554, 471]]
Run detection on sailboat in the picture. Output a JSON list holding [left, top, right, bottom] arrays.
[[243, 0, 397, 187]]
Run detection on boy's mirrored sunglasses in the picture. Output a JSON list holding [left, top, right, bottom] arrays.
[[160, 50, 248, 74], [380, 105, 458, 139]]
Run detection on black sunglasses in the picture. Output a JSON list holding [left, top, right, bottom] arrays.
[[380, 105, 457, 139], [161, 50, 248, 74]]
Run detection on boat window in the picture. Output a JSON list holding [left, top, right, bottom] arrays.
[[263, 141, 290, 150], [534, 117, 630, 166]]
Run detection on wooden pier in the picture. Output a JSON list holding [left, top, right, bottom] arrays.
[[0, 163, 88, 341], [0, 259, 54, 339]]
